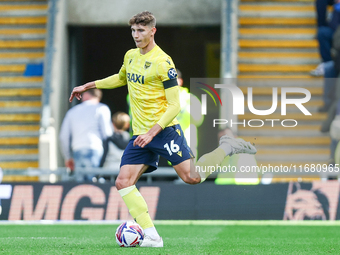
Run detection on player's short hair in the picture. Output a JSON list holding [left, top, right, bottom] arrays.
[[129, 11, 156, 27], [112, 111, 130, 130], [86, 88, 102, 100]]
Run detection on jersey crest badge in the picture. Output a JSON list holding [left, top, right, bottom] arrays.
[[168, 68, 177, 79], [144, 61, 152, 69], [177, 151, 182, 157], [176, 129, 181, 136]]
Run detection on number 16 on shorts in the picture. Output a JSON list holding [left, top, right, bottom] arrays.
[[164, 140, 179, 156]]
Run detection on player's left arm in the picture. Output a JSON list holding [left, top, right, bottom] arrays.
[[156, 58, 181, 129], [157, 85, 180, 128]]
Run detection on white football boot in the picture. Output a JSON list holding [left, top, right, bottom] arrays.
[[219, 135, 257, 155], [140, 235, 163, 247]]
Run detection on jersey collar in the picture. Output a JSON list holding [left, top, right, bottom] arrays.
[[139, 44, 159, 56]]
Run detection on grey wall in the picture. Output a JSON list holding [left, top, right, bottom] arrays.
[[67, 0, 221, 25]]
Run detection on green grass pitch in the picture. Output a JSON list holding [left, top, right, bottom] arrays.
[[1, 221, 340, 254]]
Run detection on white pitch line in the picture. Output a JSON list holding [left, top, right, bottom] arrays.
[[153, 220, 340, 226], [0, 237, 68, 239], [1, 220, 340, 226], [0, 220, 124, 225]]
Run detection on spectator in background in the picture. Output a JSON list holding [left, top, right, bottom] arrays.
[[311, 0, 340, 76], [59, 89, 113, 182], [100, 111, 131, 168], [316, 0, 334, 28], [318, 3, 340, 112], [321, 76, 340, 163], [319, 61, 339, 112], [320, 23, 340, 163]]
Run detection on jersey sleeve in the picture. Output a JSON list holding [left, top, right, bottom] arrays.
[[95, 74, 126, 89], [157, 57, 178, 89], [157, 86, 181, 129]]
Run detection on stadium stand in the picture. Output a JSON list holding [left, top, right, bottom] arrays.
[[237, 0, 330, 182], [0, 0, 47, 181]]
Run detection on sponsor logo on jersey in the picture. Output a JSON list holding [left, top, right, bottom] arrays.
[[166, 59, 171, 65], [127, 73, 145, 84], [129, 59, 133, 65], [168, 68, 177, 79], [144, 61, 152, 69]]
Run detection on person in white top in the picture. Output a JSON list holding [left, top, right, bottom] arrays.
[[59, 89, 113, 181]]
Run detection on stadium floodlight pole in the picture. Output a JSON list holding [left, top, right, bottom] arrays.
[[220, 0, 238, 133]]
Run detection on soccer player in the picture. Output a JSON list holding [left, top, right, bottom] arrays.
[[69, 11, 256, 247]]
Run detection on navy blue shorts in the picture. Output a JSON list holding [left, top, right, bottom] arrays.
[[120, 124, 194, 173]]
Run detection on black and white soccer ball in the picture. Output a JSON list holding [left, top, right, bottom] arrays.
[[115, 221, 144, 247]]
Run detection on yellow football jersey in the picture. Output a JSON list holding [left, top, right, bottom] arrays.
[[95, 45, 179, 135]]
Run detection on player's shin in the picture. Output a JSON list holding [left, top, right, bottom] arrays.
[[118, 185, 160, 239], [195, 148, 226, 183]]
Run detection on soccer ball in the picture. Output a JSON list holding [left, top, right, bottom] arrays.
[[115, 221, 144, 247]]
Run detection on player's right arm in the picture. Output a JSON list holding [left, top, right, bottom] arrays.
[[69, 81, 96, 102]]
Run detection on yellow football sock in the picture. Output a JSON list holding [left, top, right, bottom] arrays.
[[118, 185, 154, 229], [195, 147, 226, 183]]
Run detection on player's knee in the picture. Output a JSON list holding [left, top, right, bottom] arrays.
[[182, 175, 200, 185], [115, 176, 133, 190]]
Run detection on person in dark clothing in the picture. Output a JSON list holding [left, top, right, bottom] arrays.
[[100, 112, 131, 167], [311, 0, 340, 76], [316, 0, 334, 28]]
